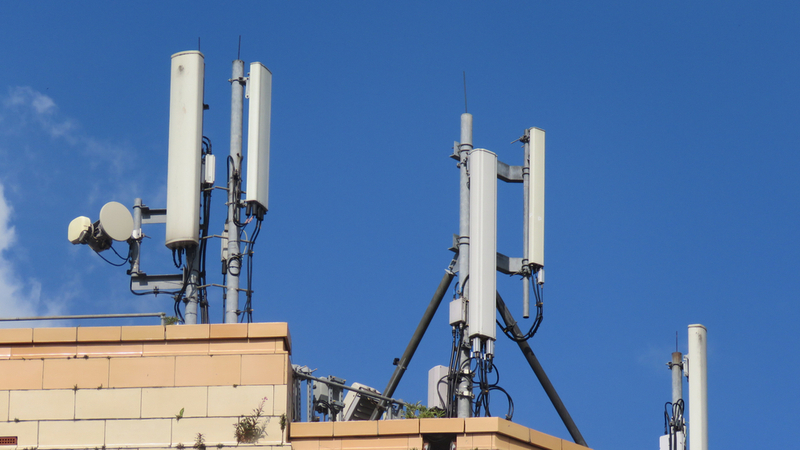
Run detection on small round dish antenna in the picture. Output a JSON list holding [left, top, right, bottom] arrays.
[[99, 201, 134, 242]]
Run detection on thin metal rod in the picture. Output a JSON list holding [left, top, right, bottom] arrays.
[[496, 292, 588, 447], [226, 59, 245, 323], [0, 313, 167, 324], [369, 269, 455, 419], [183, 245, 201, 324]]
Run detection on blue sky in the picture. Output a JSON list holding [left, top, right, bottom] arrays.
[[1, 2, 798, 449]]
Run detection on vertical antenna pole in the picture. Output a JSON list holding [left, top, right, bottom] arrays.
[[671, 351, 683, 405], [184, 246, 201, 324], [688, 324, 708, 450], [226, 59, 245, 323], [457, 112, 473, 418]]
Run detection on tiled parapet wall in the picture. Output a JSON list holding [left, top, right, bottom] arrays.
[[290, 417, 593, 450], [0, 323, 293, 449]]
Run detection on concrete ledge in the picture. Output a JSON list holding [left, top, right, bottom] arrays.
[[289, 418, 590, 450]]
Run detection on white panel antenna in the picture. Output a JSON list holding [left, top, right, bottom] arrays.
[[526, 127, 545, 271], [468, 148, 498, 353], [245, 62, 272, 217], [166, 50, 204, 249]]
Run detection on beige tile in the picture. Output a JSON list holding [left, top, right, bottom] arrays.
[[530, 429, 562, 450], [0, 420, 38, 448], [0, 347, 9, 359], [248, 322, 288, 338], [497, 418, 532, 443], [210, 338, 278, 355], [109, 356, 175, 388], [291, 421, 333, 438], [175, 355, 241, 387], [0, 328, 32, 344], [43, 358, 109, 389], [11, 344, 76, 359], [210, 323, 248, 339], [208, 385, 272, 417], [420, 417, 464, 433], [408, 436, 425, 449], [291, 439, 321, 450], [333, 420, 378, 437], [0, 391, 7, 422], [174, 417, 241, 445], [38, 419, 104, 447], [263, 413, 288, 445], [77, 342, 143, 357], [142, 342, 208, 356], [141, 386, 208, 418], [77, 326, 121, 342], [106, 418, 172, 447], [166, 323, 210, 340], [378, 418, 419, 435], [75, 387, 142, 419], [456, 434, 473, 449], [0, 359, 43, 389], [240, 354, 286, 385], [319, 438, 343, 450], [143, 340, 210, 356], [340, 436, 408, 449], [273, 384, 288, 416], [465, 416, 502, 433], [471, 433, 497, 450], [33, 327, 77, 343], [562, 439, 591, 450], [9, 389, 74, 420], [121, 325, 165, 341]]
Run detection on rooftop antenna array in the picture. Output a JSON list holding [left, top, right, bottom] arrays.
[[68, 47, 272, 325]]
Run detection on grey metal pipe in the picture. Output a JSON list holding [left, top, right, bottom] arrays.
[[671, 351, 683, 405], [496, 293, 588, 447], [369, 270, 455, 419], [226, 60, 245, 323], [457, 113, 473, 418], [183, 245, 201, 324]]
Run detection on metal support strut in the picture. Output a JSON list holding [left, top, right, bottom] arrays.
[[369, 268, 455, 420], [496, 292, 588, 447]]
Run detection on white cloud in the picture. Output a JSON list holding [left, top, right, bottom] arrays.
[[0, 183, 63, 324]]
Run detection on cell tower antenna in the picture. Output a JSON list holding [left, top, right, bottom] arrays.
[[237, 35, 242, 60], [463, 71, 468, 113], [198, 37, 201, 51]]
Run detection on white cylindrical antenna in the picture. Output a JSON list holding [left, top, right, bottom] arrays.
[[245, 62, 272, 217], [468, 148, 497, 353], [526, 127, 545, 270], [456, 112, 473, 419], [688, 324, 708, 450], [166, 51, 204, 249]]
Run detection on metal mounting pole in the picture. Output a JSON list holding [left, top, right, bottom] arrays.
[[671, 351, 683, 405], [496, 292, 588, 447], [457, 113, 473, 418], [184, 245, 200, 324], [226, 59, 245, 323], [369, 269, 455, 420]]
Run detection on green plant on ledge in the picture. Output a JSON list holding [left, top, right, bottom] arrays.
[[404, 402, 446, 419], [234, 397, 269, 444]]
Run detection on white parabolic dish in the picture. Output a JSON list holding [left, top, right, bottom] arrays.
[[99, 201, 134, 242]]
